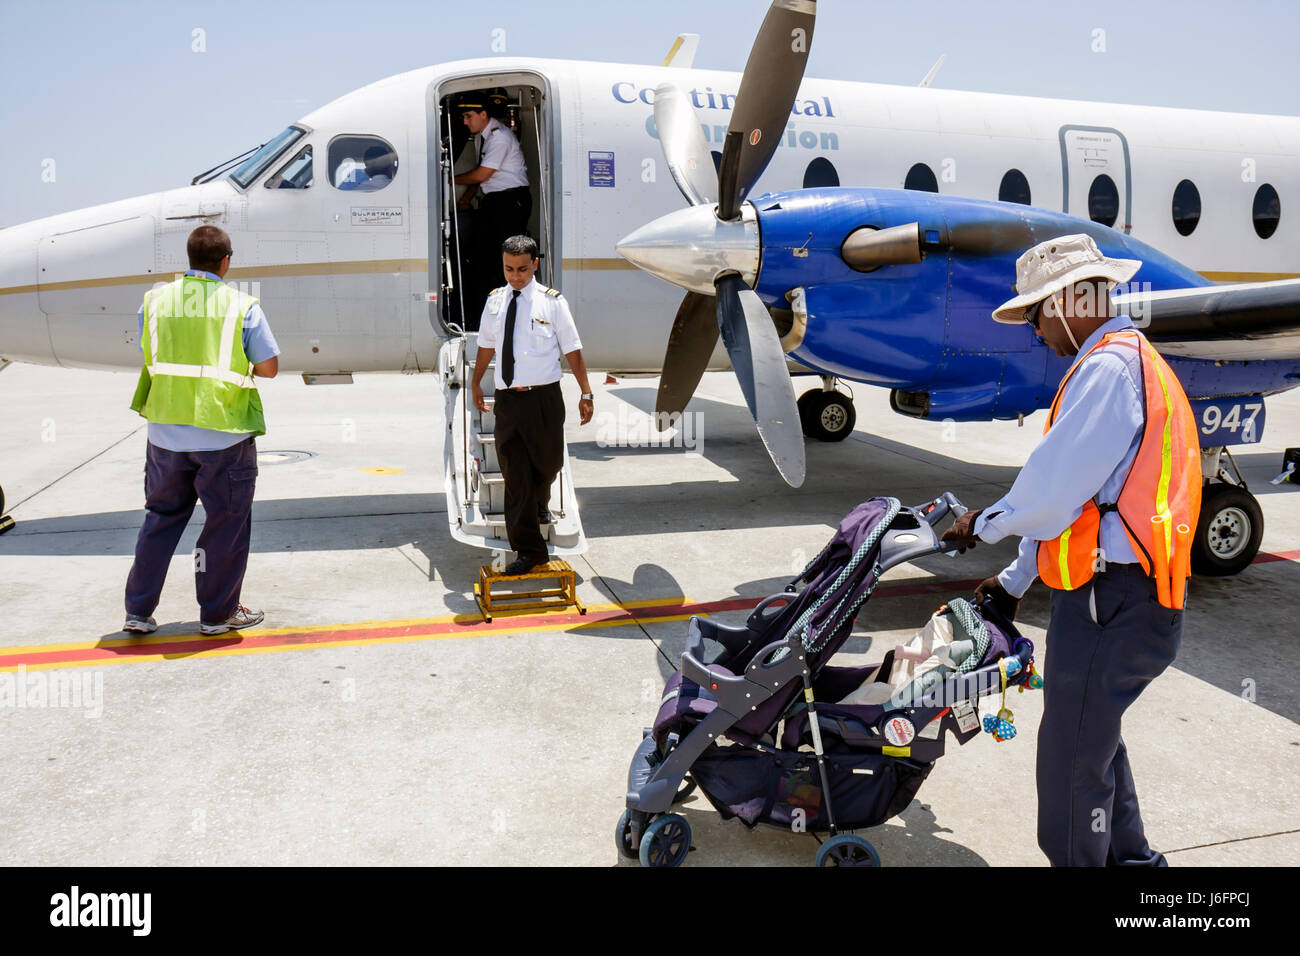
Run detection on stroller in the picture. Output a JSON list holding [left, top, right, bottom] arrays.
[[618, 494, 1037, 867]]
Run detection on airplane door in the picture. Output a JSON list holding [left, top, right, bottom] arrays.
[[1059, 125, 1132, 234]]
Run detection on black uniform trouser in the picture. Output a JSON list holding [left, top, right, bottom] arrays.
[[1037, 563, 1182, 866], [125, 438, 258, 624], [465, 186, 532, 329], [493, 382, 563, 561]]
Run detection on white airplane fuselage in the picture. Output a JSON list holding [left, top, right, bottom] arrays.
[[1, 56, 1296, 375]]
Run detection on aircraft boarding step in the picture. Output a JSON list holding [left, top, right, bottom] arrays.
[[439, 334, 587, 556]]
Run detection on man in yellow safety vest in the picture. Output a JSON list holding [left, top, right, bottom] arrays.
[[123, 225, 280, 636]]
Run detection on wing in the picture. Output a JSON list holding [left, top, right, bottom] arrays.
[[1115, 278, 1300, 360]]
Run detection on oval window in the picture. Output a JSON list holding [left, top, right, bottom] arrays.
[[904, 163, 938, 193], [803, 157, 840, 188], [1171, 179, 1201, 236], [328, 135, 399, 192], [998, 168, 1031, 205], [1088, 174, 1119, 228], [1253, 183, 1280, 239]]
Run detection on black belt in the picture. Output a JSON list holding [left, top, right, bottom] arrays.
[[483, 185, 529, 197], [501, 381, 558, 392]]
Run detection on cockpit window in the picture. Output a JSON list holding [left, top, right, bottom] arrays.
[[329, 135, 398, 191], [265, 145, 313, 189], [230, 126, 306, 188]]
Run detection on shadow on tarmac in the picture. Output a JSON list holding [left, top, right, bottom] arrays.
[[6, 427, 1297, 722]]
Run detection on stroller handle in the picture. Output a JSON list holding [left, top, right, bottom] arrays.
[[917, 492, 968, 527]]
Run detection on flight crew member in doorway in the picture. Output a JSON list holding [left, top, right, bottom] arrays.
[[455, 91, 531, 329], [940, 234, 1201, 867], [471, 236, 593, 575], [122, 225, 280, 636]]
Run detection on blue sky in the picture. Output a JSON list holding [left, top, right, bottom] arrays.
[[1, 0, 1296, 227]]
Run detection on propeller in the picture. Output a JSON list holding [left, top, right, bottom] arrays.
[[716, 0, 816, 221], [636, 0, 817, 486]]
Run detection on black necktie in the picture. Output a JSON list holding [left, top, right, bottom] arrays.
[[501, 289, 520, 386]]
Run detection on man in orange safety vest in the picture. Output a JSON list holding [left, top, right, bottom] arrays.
[[942, 234, 1201, 866]]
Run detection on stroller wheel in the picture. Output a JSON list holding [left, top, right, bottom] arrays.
[[615, 809, 639, 860], [815, 834, 882, 867], [638, 813, 692, 868]]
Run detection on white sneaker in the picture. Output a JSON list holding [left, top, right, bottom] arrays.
[[200, 605, 264, 635], [122, 615, 157, 634]]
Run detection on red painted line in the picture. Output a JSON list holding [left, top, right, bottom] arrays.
[[1252, 548, 1300, 565], [0, 574, 988, 672]]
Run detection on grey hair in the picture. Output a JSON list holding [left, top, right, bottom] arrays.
[[501, 235, 539, 258]]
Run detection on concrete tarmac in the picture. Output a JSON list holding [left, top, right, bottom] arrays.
[[1, 360, 1297, 866]]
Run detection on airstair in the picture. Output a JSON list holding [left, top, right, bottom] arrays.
[[439, 334, 587, 556]]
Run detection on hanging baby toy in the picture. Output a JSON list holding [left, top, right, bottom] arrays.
[[982, 654, 1042, 742]]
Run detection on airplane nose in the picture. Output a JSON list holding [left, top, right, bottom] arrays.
[[616, 203, 760, 296], [0, 227, 48, 364]]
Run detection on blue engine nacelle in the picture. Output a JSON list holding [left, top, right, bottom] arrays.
[[751, 187, 1218, 420]]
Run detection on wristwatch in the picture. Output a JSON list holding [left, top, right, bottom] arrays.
[[580, 392, 594, 400]]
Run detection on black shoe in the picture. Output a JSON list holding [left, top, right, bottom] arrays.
[[537, 506, 551, 525], [503, 555, 545, 575]]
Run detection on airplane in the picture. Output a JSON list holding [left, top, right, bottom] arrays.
[[1, 0, 1297, 577]]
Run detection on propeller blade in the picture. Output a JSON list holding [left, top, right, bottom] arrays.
[[654, 82, 716, 207], [714, 274, 806, 486], [716, 0, 817, 220], [656, 291, 720, 419]]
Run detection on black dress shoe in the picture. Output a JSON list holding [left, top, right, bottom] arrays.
[[503, 555, 545, 575], [537, 506, 552, 525]]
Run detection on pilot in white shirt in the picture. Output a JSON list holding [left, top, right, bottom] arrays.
[[455, 91, 533, 327], [471, 236, 593, 575]]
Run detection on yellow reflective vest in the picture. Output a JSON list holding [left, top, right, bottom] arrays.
[[130, 275, 266, 436]]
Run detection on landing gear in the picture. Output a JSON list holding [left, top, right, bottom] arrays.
[[798, 378, 856, 442], [1193, 482, 1262, 576], [1193, 447, 1263, 576]]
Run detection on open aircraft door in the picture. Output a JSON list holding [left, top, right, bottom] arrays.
[[430, 73, 582, 556]]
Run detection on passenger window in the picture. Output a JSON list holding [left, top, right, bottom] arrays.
[[329, 135, 399, 192], [904, 163, 938, 193], [1253, 183, 1280, 239], [1088, 174, 1119, 228], [998, 168, 1031, 205], [265, 144, 313, 189], [803, 157, 840, 188], [1171, 179, 1201, 236]]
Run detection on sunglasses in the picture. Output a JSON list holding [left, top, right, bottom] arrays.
[[1024, 300, 1042, 330]]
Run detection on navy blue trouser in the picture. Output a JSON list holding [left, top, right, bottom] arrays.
[[124, 438, 258, 624], [1037, 563, 1182, 866], [494, 382, 563, 561]]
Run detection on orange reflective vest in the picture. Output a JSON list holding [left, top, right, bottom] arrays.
[[1036, 328, 1202, 609]]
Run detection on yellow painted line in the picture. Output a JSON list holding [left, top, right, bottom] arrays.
[[0, 596, 694, 658], [4, 613, 698, 673]]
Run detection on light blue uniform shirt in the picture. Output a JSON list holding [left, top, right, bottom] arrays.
[[136, 269, 281, 452], [974, 314, 1147, 598]]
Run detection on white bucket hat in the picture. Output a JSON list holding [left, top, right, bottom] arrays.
[[992, 233, 1141, 324]]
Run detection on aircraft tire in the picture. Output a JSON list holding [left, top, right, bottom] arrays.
[[798, 390, 856, 442], [1191, 481, 1263, 576]]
